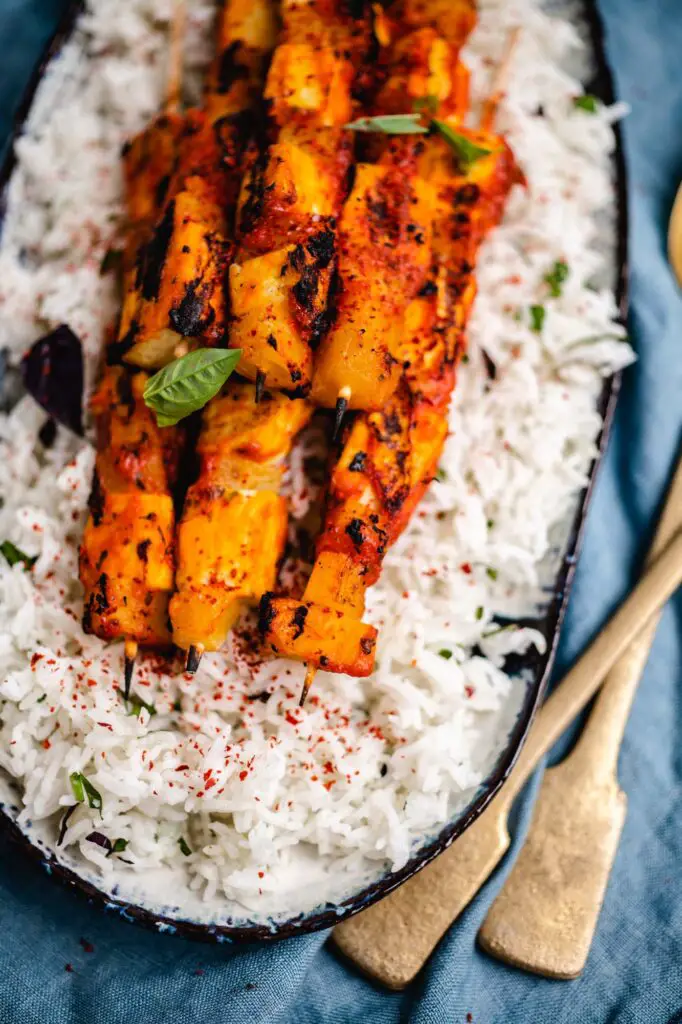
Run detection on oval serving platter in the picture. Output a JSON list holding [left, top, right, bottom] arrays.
[[0, 0, 628, 943]]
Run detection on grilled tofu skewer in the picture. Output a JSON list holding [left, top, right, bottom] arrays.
[[260, 48, 522, 700], [312, 1, 475, 432], [169, 382, 313, 672], [116, 0, 277, 370], [81, 5, 189, 692], [227, 0, 373, 396], [80, 368, 183, 696]]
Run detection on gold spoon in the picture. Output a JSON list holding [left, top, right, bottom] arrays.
[[333, 471, 682, 989], [478, 453, 682, 977], [668, 181, 682, 286]]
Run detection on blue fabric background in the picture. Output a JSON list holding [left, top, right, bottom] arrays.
[[0, 2, 681, 1021]]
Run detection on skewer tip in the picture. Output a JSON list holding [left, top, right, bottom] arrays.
[[255, 371, 266, 404], [332, 387, 351, 442], [299, 664, 317, 707], [123, 640, 138, 699], [186, 644, 205, 674]]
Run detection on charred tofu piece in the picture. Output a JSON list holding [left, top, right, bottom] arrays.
[[227, 0, 373, 393], [311, 148, 436, 411], [80, 368, 181, 645], [204, 0, 279, 122], [229, 228, 335, 393], [118, 179, 234, 370], [170, 380, 313, 656], [121, 112, 186, 267]]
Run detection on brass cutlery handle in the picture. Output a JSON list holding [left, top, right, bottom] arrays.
[[478, 456, 682, 977], [333, 524, 682, 989]]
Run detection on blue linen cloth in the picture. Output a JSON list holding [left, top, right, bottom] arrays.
[[0, 1, 681, 1021]]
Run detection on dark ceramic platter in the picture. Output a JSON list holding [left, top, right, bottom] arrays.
[[0, 0, 628, 943]]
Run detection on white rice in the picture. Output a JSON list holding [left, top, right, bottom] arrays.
[[0, 0, 633, 923]]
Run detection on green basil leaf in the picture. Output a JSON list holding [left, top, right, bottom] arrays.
[[1, 541, 37, 570], [486, 567, 499, 581], [529, 304, 546, 333], [121, 691, 156, 718], [432, 121, 493, 172], [143, 348, 242, 427], [70, 772, 85, 804], [438, 649, 453, 660], [178, 836, 192, 857], [345, 113, 428, 135], [544, 260, 570, 297], [112, 838, 129, 854], [573, 94, 598, 114], [70, 771, 102, 811]]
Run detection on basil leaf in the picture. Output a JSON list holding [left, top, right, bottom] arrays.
[[438, 649, 453, 660], [345, 113, 428, 135], [70, 772, 85, 803], [1, 541, 37, 570], [121, 691, 156, 718], [70, 771, 103, 811], [178, 836, 192, 857], [544, 260, 569, 297], [112, 837, 129, 854], [143, 348, 242, 427], [486, 567, 499, 581], [529, 304, 546, 333], [573, 94, 598, 114], [58, 804, 78, 846], [432, 121, 492, 171], [86, 831, 112, 853]]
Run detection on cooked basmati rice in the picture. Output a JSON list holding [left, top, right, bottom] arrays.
[[0, 0, 633, 923]]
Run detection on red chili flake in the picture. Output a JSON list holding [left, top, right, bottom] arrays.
[[464, 685, 475, 698], [323, 761, 334, 775], [323, 780, 336, 791], [239, 770, 248, 782], [204, 779, 216, 790], [97, 722, 113, 731], [42, 739, 51, 750], [87, 679, 97, 688], [402, 590, 409, 599], [460, 563, 472, 575], [285, 711, 300, 727], [65, 964, 74, 973], [30, 654, 43, 670], [79, 938, 94, 954], [258, 871, 264, 878]]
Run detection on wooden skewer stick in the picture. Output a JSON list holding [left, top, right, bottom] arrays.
[[480, 26, 521, 131], [165, 0, 187, 115], [299, 664, 317, 707], [123, 639, 138, 700], [186, 644, 205, 674], [332, 386, 352, 442]]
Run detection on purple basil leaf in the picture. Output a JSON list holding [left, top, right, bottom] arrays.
[[86, 831, 112, 853], [21, 325, 84, 436]]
